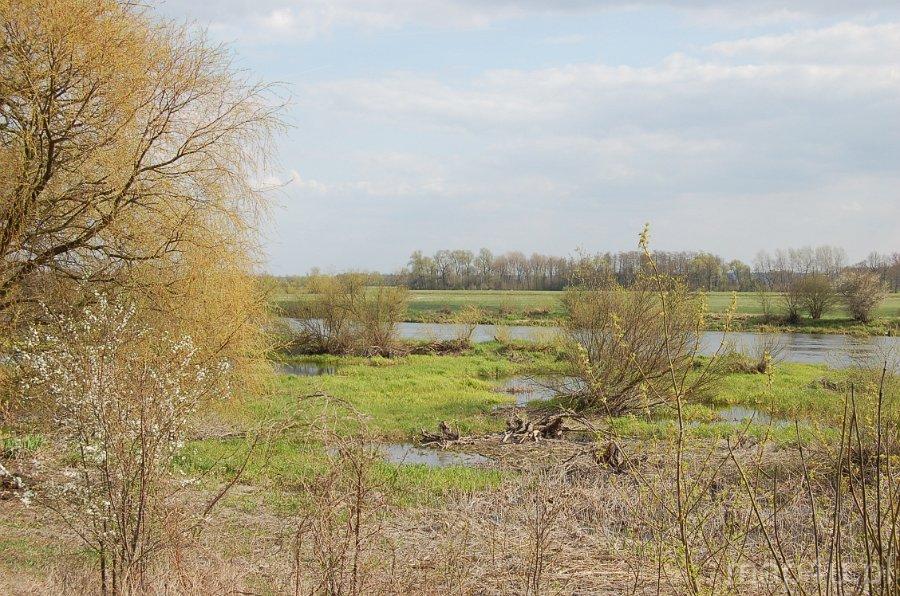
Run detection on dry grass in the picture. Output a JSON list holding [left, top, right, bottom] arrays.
[[3, 415, 898, 594]]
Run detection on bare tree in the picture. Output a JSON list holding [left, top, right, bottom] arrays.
[[796, 273, 838, 320], [839, 270, 888, 323]]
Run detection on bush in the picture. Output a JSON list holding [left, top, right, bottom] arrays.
[[779, 279, 805, 323], [561, 276, 713, 415], [792, 274, 837, 320], [354, 285, 409, 356], [451, 305, 482, 345], [839, 270, 888, 323], [18, 295, 233, 592], [288, 275, 408, 356], [755, 288, 775, 321]]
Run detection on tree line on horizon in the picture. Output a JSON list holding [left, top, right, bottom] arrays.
[[284, 246, 900, 293]]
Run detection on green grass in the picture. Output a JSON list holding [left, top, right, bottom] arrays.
[[406, 290, 565, 322], [608, 360, 895, 446], [175, 342, 883, 508], [255, 347, 566, 440], [0, 432, 43, 457], [392, 289, 899, 322], [177, 344, 565, 505]]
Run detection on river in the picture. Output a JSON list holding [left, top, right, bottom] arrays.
[[394, 322, 897, 368]]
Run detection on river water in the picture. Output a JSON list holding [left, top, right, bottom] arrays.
[[394, 322, 897, 368]]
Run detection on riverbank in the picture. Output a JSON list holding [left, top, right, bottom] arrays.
[[405, 310, 899, 336], [275, 289, 900, 336]]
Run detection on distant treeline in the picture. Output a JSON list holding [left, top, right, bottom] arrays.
[[277, 246, 899, 293]]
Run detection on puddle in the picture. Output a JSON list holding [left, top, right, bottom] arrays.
[[495, 376, 584, 406], [277, 362, 338, 376], [718, 406, 789, 427], [380, 444, 494, 467], [327, 443, 493, 468]]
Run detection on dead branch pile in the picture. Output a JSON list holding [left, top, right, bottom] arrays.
[[420, 421, 460, 445], [0, 463, 26, 498], [593, 440, 627, 473], [501, 413, 567, 443], [420, 414, 574, 448]]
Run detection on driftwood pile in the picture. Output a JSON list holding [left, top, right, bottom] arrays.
[[501, 413, 567, 443], [420, 414, 572, 447], [420, 421, 460, 445], [418, 419, 639, 474]]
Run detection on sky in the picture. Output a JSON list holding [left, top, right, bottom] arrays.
[[155, 1, 900, 274]]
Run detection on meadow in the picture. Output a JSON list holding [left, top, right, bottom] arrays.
[[5, 337, 891, 592]]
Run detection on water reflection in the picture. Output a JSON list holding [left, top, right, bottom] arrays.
[[717, 405, 786, 426], [328, 443, 494, 468], [495, 376, 584, 406], [276, 362, 338, 376]]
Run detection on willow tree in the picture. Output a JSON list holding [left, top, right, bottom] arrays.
[[0, 0, 281, 387]]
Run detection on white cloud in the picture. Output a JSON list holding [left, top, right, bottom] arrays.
[[708, 22, 900, 65], [157, 0, 900, 42], [268, 19, 900, 269], [258, 8, 297, 33], [151, 0, 900, 270]]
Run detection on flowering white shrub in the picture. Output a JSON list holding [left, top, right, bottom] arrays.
[[18, 294, 230, 591]]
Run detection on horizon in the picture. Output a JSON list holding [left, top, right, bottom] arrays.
[[264, 242, 889, 277], [157, 1, 900, 274]]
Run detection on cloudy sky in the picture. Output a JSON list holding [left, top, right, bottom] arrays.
[[157, 1, 900, 274]]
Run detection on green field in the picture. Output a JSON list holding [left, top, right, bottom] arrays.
[[274, 288, 900, 334], [401, 290, 900, 334], [405, 289, 899, 316]]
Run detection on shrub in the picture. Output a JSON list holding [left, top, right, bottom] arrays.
[[839, 270, 888, 323], [288, 275, 408, 356], [561, 276, 713, 415], [451, 305, 482, 345], [18, 295, 233, 592], [754, 286, 775, 321], [747, 334, 785, 374], [779, 279, 805, 323], [353, 285, 409, 356], [288, 276, 358, 354], [795, 274, 838, 320]]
